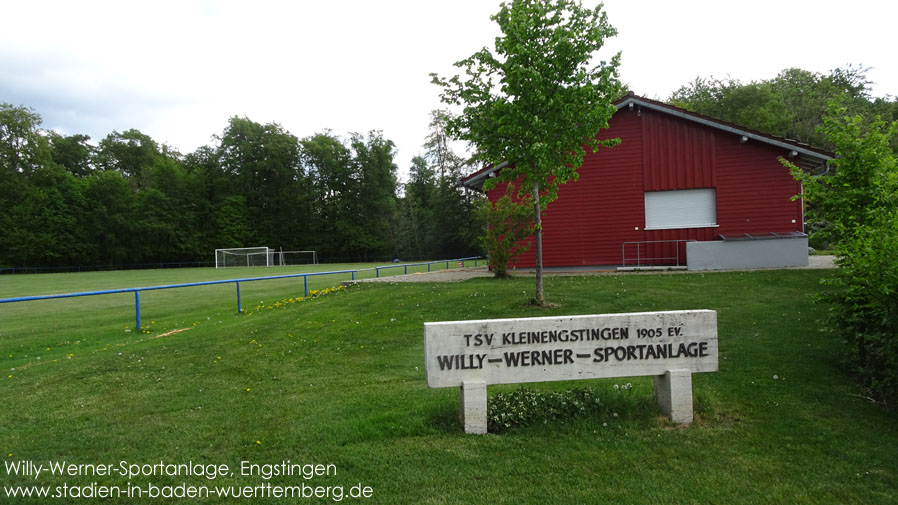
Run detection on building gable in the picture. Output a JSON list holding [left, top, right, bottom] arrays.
[[461, 93, 833, 192], [462, 95, 832, 267]]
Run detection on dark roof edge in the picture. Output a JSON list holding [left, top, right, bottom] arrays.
[[460, 161, 507, 190], [615, 94, 834, 161], [460, 93, 835, 190]]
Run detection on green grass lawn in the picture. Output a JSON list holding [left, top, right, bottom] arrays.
[[1, 268, 896, 504], [0, 259, 481, 355]]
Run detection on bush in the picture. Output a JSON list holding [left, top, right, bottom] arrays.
[[826, 218, 898, 402], [475, 184, 533, 278], [786, 102, 898, 405], [487, 384, 638, 432]]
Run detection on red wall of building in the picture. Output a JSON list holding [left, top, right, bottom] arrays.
[[487, 107, 803, 268]]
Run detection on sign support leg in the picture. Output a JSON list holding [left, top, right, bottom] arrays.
[[459, 380, 488, 434], [653, 369, 694, 424]]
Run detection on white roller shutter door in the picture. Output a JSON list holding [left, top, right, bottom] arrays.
[[644, 188, 717, 230]]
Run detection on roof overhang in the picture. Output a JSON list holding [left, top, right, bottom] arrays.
[[460, 94, 835, 191], [615, 95, 834, 171], [460, 161, 506, 192]]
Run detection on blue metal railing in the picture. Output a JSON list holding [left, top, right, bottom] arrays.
[[0, 257, 483, 329], [374, 256, 482, 278]]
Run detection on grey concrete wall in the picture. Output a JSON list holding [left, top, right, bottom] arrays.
[[686, 237, 808, 271]]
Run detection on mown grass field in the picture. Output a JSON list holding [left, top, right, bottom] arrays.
[[0, 259, 479, 352], [1, 267, 896, 504]]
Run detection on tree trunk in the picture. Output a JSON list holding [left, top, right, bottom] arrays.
[[531, 167, 544, 304]]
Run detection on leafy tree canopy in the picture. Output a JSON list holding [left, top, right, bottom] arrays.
[[784, 101, 898, 403], [432, 0, 621, 302], [670, 65, 897, 151], [432, 0, 621, 203]]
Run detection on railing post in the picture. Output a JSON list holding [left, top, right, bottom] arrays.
[[404, 265, 408, 275], [236, 281, 242, 313], [134, 291, 141, 330], [351, 271, 355, 281], [637, 243, 641, 267], [427, 263, 431, 272], [304, 275, 308, 297]]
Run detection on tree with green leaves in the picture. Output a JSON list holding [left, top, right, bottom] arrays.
[[432, 0, 621, 304], [300, 131, 355, 256], [96, 129, 162, 192], [784, 101, 898, 404], [216, 117, 304, 250], [670, 65, 894, 152], [402, 155, 436, 258], [0, 103, 49, 177], [349, 131, 399, 260], [476, 184, 534, 278], [669, 77, 792, 138], [48, 132, 95, 177]]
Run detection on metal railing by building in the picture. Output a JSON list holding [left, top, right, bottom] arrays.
[[621, 240, 695, 268]]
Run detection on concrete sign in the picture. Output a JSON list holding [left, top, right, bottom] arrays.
[[424, 310, 718, 433]]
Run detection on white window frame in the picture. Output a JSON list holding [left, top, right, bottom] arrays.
[[644, 188, 719, 231]]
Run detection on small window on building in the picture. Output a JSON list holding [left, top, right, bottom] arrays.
[[644, 188, 717, 230]]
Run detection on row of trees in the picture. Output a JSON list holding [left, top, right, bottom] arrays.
[[0, 105, 482, 269], [670, 65, 898, 152]]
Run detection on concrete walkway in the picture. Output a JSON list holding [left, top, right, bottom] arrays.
[[343, 267, 494, 285], [804, 255, 837, 269], [345, 256, 837, 284]]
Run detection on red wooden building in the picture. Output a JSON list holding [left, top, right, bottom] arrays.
[[461, 94, 833, 269]]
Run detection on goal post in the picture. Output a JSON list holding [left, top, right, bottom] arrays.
[[214, 247, 272, 268], [273, 250, 318, 266]]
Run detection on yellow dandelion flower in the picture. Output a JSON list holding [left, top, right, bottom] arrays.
[[246, 388, 251, 392], [256, 440, 261, 445]]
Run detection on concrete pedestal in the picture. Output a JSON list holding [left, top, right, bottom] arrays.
[[653, 369, 694, 424], [459, 380, 488, 434]]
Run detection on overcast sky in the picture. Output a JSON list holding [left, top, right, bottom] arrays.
[[2, 0, 895, 180]]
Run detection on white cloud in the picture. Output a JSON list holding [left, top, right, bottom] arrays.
[[1, 0, 894, 180]]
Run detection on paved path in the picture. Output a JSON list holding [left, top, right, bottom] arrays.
[[344, 267, 493, 285], [346, 256, 837, 284], [805, 255, 837, 269]]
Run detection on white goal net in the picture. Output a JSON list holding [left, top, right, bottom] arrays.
[[215, 247, 273, 268], [273, 250, 318, 266]]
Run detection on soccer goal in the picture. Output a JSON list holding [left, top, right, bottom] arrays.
[[214, 247, 274, 268], [273, 250, 318, 266]]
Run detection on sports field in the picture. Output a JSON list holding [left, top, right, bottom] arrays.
[[2, 267, 897, 504], [0, 259, 479, 351]]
